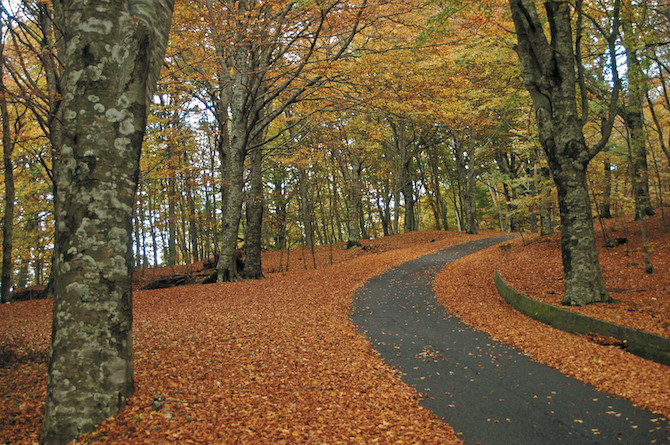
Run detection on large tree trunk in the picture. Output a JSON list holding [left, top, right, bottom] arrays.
[[553, 163, 610, 305], [43, 1, 173, 444], [509, 0, 616, 306]]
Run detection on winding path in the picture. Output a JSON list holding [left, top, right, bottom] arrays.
[[351, 236, 669, 445]]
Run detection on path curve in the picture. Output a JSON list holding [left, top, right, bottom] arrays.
[[352, 236, 669, 445]]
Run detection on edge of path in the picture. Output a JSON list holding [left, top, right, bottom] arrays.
[[352, 236, 670, 445]]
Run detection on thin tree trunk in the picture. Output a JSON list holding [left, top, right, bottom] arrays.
[[184, 163, 200, 263], [0, 30, 15, 303], [167, 160, 177, 266], [601, 157, 613, 218], [242, 147, 265, 280], [297, 166, 315, 248], [622, 21, 654, 220]]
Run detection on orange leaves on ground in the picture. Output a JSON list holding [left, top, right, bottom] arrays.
[[2, 230, 481, 444], [436, 214, 670, 419], [498, 214, 670, 338]]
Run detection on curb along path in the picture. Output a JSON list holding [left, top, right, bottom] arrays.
[[351, 236, 669, 445]]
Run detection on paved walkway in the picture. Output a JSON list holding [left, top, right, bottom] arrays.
[[352, 236, 669, 445]]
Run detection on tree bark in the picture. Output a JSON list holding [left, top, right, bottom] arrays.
[[453, 133, 478, 234], [43, 1, 173, 443], [242, 147, 265, 280], [427, 144, 449, 231], [297, 166, 315, 248], [186, 175, 200, 263], [622, 20, 654, 220], [539, 167, 555, 236], [333, 150, 363, 248], [0, 27, 15, 304], [389, 120, 416, 233], [509, 0, 617, 305], [217, 134, 245, 281], [601, 157, 613, 218]]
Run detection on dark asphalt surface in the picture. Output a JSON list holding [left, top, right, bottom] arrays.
[[351, 236, 670, 445]]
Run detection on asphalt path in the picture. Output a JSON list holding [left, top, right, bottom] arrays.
[[351, 235, 670, 445]]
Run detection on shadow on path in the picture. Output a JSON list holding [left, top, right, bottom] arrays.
[[352, 235, 669, 445]]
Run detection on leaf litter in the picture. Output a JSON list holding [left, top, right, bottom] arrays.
[[436, 213, 670, 422], [2, 215, 669, 443], [2, 231, 480, 444]]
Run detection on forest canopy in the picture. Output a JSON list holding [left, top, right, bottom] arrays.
[[0, 0, 668, 289]]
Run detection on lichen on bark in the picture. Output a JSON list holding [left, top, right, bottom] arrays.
[[508, 0, 619, 306], [42, 0, 173, 444]]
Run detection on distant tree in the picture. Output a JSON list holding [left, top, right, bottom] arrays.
[[0, 20, 16, 304], [42, 0, 174, 444]]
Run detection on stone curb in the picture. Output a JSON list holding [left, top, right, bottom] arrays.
[[495, 271, 670, 367]]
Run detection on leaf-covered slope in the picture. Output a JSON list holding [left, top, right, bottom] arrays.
[[437, 213, 670, 420], [2, 230, 482, 444]]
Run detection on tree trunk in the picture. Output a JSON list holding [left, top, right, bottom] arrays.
[[539, 167, 555, 236], [0, 30, 15, 304], [402, 176, 415, 233], [242, 147, 265, 280], [44, 0, 173, 443], [333, 151, 362, 248], [217, 139, 245, 281], [389, 120, 416, 233], [622, 21, 654, 220], [377, 195, 391, 236], [359, 195, 368, 240], [462, 170, 478, 234], [272, 176, 287, 250], [427, 144, 449, 231], [601, 157, 613, 218], [509, 0, 616, 306], [454, 135, 478, 234], [554, 165, 611, 305], [298, 166, 315, 248], [184, 158, 200, 263], [346, 162, 363, 248], [39, 2, 64, 301], [167, 154, 177, 265]]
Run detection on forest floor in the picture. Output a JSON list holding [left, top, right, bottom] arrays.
[[1, 212, 669, 444]]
